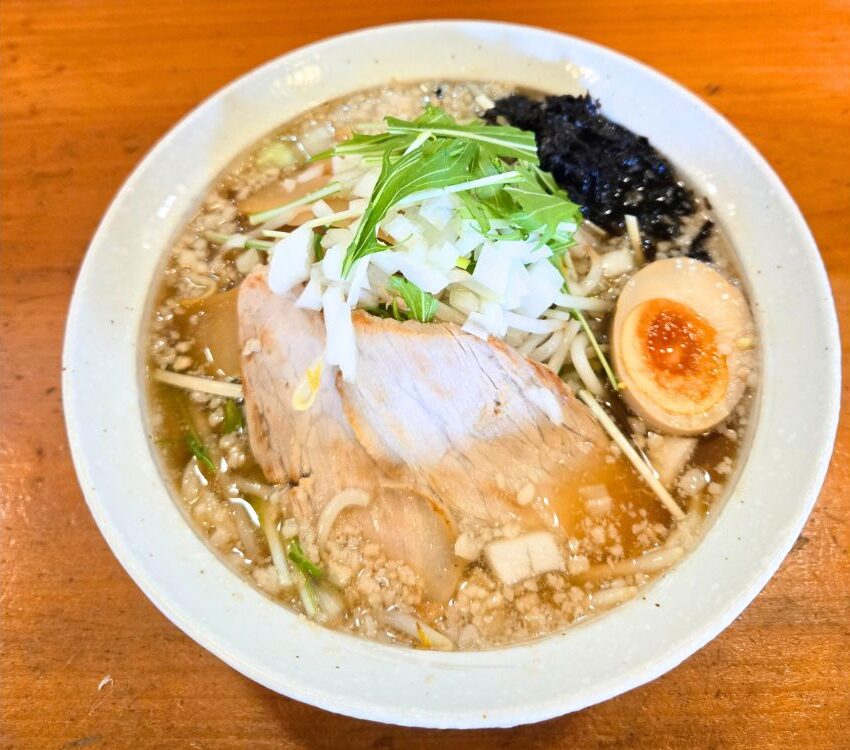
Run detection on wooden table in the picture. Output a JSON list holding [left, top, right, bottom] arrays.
[[2, 1, 848, 746]]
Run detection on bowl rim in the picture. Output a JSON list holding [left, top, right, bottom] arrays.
[[63, 19, 841, 728]]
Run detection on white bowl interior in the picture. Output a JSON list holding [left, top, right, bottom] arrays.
[[63, 21, 840, 728]]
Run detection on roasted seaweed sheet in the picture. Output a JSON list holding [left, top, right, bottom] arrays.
[[485, 94, 696, 240]]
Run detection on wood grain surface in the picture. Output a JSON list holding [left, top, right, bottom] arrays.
[[1, 1, 848, 747]]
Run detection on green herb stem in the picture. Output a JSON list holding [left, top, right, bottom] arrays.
[[248, 181, 343, 226]]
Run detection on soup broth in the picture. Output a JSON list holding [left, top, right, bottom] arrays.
[[145, 80, 756, 650]]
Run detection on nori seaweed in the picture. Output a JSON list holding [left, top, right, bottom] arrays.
[[485, 94, 696, 240]]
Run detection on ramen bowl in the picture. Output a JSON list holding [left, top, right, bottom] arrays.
[[63, 20, 840, 728]]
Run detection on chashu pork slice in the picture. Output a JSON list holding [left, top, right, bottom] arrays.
[[338, 311, 609, 523], [239, 268, 459, 600], [238, 267, 610, 595]]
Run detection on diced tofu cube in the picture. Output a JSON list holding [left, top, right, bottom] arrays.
[[484, 531, 564, 585]]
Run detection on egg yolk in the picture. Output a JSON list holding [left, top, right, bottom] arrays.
[[624, 298, 728, 414]]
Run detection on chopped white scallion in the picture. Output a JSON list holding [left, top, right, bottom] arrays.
[[514, 259, 564, 318], [295, 572, 319, 618], [346, 256, 371, 307], [295, 275, 324, 311], [321, 244, 346, 282], [235, 247, 261, 275], [322, 286, 358, 382], [352, 168, 380, 198], [267, 224, 314, 296], [393, 254, 450, 295], [461, 314, 492, 341], [311, 199, 333, 218]]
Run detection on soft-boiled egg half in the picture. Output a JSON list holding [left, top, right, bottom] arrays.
[[612, 258, 756, 436]]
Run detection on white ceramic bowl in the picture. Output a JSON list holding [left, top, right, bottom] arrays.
[[63, 21, 840, 728]]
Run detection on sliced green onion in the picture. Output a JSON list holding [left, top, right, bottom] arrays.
[[287, 538, 324, 579], [222, 399, 243, 433], [296, 572, 319, 618], [186, 431, 216, 473], [205, 231, 273, 251], [260, 510, 293, 587]]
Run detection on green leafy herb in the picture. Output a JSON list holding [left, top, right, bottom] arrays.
[[287, 538, 324, 579], [385, 105, 538, 163], [315, 105, 582, 279], [312, 131, 411, 161], [222, 399, 244, 433], [505, 166, 583, 242], [342, 139, 477, 275], [387, 275, 439, 323]]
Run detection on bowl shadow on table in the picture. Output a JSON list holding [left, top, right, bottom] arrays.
[[253, 647, 747, 749]]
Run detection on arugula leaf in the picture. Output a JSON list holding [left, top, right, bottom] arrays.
[[342, 138, 477, 275], [387, 275, 439, 323]]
